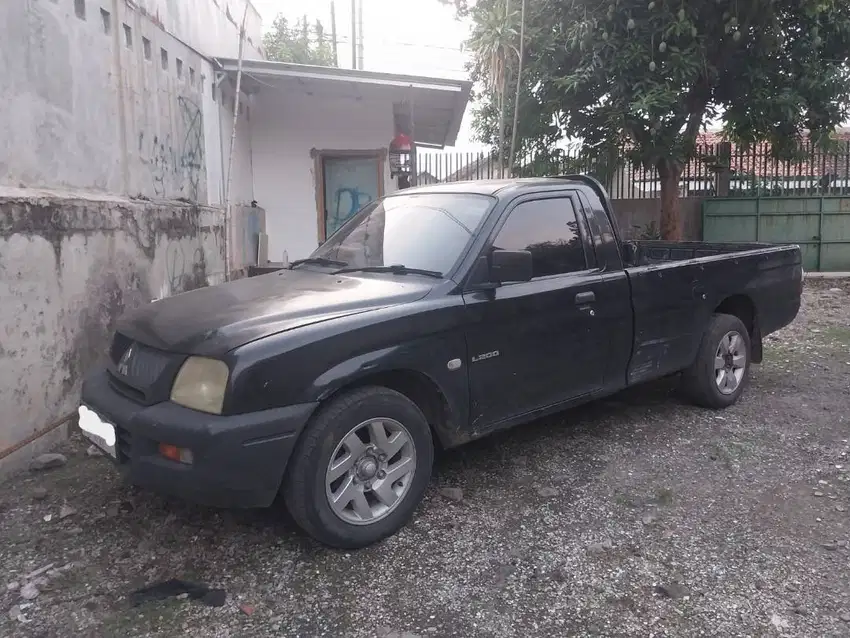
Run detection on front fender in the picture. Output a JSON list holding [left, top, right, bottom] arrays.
[[304, 335, 471, 447]]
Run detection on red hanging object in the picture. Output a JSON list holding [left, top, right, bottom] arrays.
[[390, 133, 412, 152]]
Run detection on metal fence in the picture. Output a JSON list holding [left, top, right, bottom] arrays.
[[703, 196, 850, 272], [416, 141, 850, 200]]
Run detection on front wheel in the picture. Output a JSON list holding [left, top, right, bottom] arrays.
[[283, 386, 434, 549], [683, 313, 751, 409]]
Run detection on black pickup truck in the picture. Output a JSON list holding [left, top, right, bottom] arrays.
[[79, 176, 803, 548]]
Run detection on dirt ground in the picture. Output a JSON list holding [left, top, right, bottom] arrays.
[[2, 282, 849, 638]]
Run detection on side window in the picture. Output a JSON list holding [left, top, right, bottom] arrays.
[[492, 197, 588, 278]]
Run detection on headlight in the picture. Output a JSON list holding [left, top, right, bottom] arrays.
[[170, 357, 230, 414]]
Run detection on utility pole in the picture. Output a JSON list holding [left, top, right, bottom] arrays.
[[330, 1, 339, 66], [357, 0, 364, 69], [350, 0, 356, 69]]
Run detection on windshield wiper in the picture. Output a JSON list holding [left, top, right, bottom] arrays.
[[335, 265, 444, 279], [289, 257, 348, 269]]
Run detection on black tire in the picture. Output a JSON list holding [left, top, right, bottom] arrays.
[[282, 386, 434, 549], [683, 313, 752, 409]]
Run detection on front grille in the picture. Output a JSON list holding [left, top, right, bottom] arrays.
[[108, 333, 183, 405], [118, 343, 171, 386], [110, 332, 133, 364]]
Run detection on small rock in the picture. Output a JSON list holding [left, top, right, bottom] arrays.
[[8, 605, 25, 622], [20, 583, 40, 600], [823, 542, 838, 551], [785, 582, 799, 592], [588, 539, 613, 554], [793, 606, 809, 616], [59, 504, 76, 520], [839, 611, 850, 622], [770, 613, 789, 630], [30, 453, 67, 471], [642, 513, 656, 525], [239, 603, 255, 616], [43, 514, 53, 523], [661, 529, 675, 539], [32, 487, 48, 501], [655, 581, 688, 599], [439, 487, 464, 503], [86, 445, 103, 457], [176, 593, 190, 600], [6, 581, 19, 592], [836, 505, 846, 512], [813, 491, 825, 497], [828, 287, 841, 293], [537, 486, 559, 498], [67, 527, 84, 536], [838, 540, 848, 548]]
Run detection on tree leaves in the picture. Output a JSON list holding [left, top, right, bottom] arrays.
[[262, 14, 336, 66]]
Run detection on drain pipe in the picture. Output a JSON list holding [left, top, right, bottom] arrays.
[[223, 3, 250, 281]]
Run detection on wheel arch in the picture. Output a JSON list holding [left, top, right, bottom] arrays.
[[714, 294, 762, 363], [316, 368, 460, 451]]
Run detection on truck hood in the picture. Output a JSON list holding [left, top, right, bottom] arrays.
[[116, 269, 435, 355]]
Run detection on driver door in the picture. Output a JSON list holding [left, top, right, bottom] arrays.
[[462, 194, 605, 429]]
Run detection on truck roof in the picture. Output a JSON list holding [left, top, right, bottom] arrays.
[[391, 176, 599, 198]]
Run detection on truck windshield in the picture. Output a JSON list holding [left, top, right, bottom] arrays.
[[310, 193, 495, 277]]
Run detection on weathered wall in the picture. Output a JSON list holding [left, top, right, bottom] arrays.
[[612, 197, 704, 241], [0, 188, 225, 473], [0, 0, 225, 203], [131, 0, 263, 59], [250, 91, 396, 262]]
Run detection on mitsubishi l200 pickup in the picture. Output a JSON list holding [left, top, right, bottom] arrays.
[[79, 176, 803, 548]]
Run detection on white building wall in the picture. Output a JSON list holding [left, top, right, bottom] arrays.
[[250, 92, 397, 262]]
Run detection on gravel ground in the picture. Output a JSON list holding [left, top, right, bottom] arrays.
[[2, 282, 850, 638]]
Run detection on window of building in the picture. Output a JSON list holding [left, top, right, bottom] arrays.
[[491, 198, 589, 278]]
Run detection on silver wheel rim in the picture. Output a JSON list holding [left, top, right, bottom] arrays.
[[325, 418, 417, 526], [715, 330, 746, 395]]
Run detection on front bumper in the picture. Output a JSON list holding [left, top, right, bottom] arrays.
[[80, 368, 318, 508]]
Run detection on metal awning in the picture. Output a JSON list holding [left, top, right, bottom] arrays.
[[214, 58, 472, 148]]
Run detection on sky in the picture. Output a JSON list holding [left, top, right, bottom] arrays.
[[249, 0, 486, 150]]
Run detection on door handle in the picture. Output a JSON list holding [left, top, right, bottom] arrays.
[[575, 291, 596, 305]]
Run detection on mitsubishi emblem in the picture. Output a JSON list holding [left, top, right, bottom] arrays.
[[117, 344, 135, 376]]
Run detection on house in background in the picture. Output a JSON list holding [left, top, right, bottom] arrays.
[[215, 58, 472, 262]]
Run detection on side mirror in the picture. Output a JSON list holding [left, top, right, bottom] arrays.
[[491, 249, 533, 284]]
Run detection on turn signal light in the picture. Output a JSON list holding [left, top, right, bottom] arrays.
[[158, 443, 194, 464]]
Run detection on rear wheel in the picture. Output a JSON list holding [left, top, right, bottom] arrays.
[[683, 313, 751, 409], [283, 386, 433, 548]]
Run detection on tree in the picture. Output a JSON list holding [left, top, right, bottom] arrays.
[[465, 1, 520, 177], [453, 0, 850, 239], [263, 14, 336, 66]]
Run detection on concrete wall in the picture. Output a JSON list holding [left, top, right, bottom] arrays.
[[0, 187, 225, 473], [249, 91, 396, 262], [131, 0, 263, 59], [0, 0, 224, 203], [612, 197, 703, 241]]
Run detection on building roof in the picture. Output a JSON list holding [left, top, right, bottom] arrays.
[[214, 58, 472, 148]]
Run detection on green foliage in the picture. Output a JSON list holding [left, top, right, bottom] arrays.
[[460, 0, 850, 165], [453, 0, 850, 237], [263, 14, 336, 66]]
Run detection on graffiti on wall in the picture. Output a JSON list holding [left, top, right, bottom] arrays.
[[138, 95, 205, 201]]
